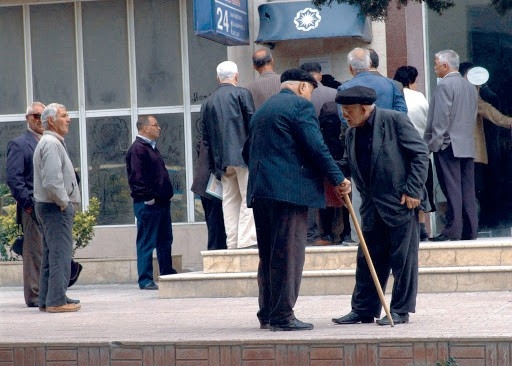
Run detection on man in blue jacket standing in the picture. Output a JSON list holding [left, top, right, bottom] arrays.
[[126, 115, 177, 290], [6, 102, 45, 307], [337, 47, 408, 246], [245, 69, 351, 331]]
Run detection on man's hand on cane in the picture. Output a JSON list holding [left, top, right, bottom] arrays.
[[336, 178, 351, 197]]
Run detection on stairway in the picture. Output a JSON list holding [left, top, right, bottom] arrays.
[[158, 238, 512, 298]]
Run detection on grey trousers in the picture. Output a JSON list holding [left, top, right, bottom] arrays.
[[21, 209, 43, 306], [35, 202, 74, 307]]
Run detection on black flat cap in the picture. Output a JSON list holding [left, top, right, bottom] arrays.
[[335, 86, 377, 105], [281, 68, 318, 89], [300, 62, 322, 73]]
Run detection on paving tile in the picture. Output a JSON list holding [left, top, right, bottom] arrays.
[[1, 284, 512, 365]]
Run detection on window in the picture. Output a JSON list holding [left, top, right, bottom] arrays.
[[426, 1, 512, 236], [134, 0, 183, 107], [0, 7, 25, 114], [31, 3, 78, 109], [82, 0, 130, 109], [0, 0, 227, 227]]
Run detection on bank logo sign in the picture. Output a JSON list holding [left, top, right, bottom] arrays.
[[294, 7, 322, 32]]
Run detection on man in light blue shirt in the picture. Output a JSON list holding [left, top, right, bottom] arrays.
[[337, 47, 407, 245]]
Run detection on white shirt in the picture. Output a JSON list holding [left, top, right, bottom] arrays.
[[404, 88, 429, 138]]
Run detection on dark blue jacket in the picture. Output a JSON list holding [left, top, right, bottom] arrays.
[[125, 137, 174, 203], [245, 89, 344, 209], [337, 71, 408, 123], [6, 131, 39, 216]]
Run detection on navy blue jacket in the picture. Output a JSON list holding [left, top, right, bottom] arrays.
[[245, 89, 345, 209], [6, 131, 39, 216], [125, 137, 174, 203]]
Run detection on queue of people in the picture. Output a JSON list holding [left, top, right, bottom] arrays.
[[8, 46, 511, 329]]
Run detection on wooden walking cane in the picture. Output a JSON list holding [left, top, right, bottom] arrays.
[[343, 194, 394, 327]]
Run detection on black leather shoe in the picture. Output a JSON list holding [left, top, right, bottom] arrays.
[[270, 318, 314, 331], [140, 282, 159, 290], [66, 297, 80, 304], [259, 322, 269, 330], [376, 312, 409, 325], [332, 311, 374, 324], [429, 234, 457, 242], [420, 225, 429, 241]]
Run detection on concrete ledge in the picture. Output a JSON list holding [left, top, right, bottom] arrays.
[[159, 266, 512, 298], [202, 238, 512, 273], [0, 256, 182, 287]]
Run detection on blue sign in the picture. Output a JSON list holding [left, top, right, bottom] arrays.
[[194, 0, 249, 46], [255, 2, 372, 45]]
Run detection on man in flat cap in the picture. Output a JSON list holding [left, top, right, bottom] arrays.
[[244, 68, 351, 331], [332, 85, 429, 326], [338, 47, 408, 247], [300, 61, 341, 247]]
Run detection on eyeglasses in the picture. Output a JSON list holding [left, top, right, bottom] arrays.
[[148, 123, 160, 128], [28, 113, 41, 119]]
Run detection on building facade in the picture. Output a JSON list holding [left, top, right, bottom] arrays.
[[1, 0, 510, 269]]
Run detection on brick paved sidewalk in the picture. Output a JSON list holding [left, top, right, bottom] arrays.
[[2, 284, 512, 344]]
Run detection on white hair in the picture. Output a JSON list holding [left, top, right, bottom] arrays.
[[436, 49, 460, 70], [41, 103, 65, 130], [26, 101, 45, 115], [216, 61, 238, 81], [347, 48, 371, 73]]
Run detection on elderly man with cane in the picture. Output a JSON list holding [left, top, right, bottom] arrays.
[[245, 69, 351, 331], [332, 86, 430, 326]]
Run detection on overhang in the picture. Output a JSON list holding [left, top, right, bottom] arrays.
[[255, 1, 372, 46]]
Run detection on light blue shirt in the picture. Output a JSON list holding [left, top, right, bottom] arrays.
[[137, 134, 156, 149], [337, 71, 408, 124]]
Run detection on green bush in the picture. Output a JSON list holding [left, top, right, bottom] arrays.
[[0, 187, 100, 261], [72, 197, 100, 255], [0, 203, 20, 261]]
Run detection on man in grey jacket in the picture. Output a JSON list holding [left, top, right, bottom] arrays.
[[33, 103, 81, 313], [424, 49, 478, 241]]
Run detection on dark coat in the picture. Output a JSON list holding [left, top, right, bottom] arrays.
[[125, 137, 174, 203], [190, 139, 219, 201], [345, 108, 430, 230], [6, 131, 39, 222], [245, 89, 345, 209], [201, 83, 255, 178], [319, 101, 344, 160]]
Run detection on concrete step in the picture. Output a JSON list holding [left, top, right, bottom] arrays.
[[202, 238, 512, 273], [159, 265, 512, 298], [0, 255, 182, 287]]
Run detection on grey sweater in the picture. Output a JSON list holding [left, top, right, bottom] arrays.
[[33, 131, 81, 209]]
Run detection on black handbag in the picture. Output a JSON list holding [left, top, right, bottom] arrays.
[[12, 234, 23, 256], [10, 221, 24, 256]]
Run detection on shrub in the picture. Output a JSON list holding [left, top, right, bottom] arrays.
[[0, 189, 100, 261]]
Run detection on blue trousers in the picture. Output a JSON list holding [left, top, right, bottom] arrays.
[[133, 201, 175, 287], [36, 202, 74, 307]]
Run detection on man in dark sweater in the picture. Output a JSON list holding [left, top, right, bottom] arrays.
[[126, 115, 177, 290]]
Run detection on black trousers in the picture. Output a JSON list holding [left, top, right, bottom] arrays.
[[201, 196, 226, 250], [252, 198, 308, 325], [434, 145, 478, 239], [351, 212, 419, 318]]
